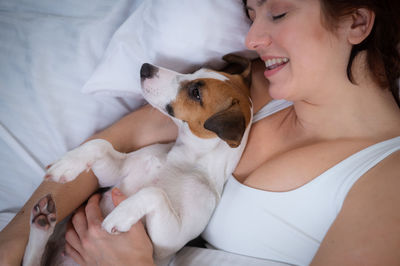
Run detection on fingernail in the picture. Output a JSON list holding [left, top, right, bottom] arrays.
[[112, 188, 122, 196]]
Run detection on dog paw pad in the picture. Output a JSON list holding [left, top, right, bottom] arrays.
[[31, 194, 57, 231]]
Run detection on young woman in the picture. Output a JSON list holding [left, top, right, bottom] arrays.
[[1, 0, 400, 265]]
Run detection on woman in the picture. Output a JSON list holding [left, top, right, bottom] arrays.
[[1, 0, 400, 265]]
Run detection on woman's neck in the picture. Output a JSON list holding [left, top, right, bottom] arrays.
[[290, 77, 400, 141], [250, 56, 400, 141]]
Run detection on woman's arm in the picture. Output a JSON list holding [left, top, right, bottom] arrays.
[[311, 151, 400, 265], [0, 104, 177, 265]]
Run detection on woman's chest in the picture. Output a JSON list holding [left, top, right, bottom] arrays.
[[233, 116, 374, 192]]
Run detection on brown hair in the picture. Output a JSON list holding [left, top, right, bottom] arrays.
[[242, 0, 400, 107]]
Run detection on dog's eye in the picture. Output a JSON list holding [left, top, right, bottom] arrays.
[[191, 88, 201, 101], [188, 82, 203, 102]]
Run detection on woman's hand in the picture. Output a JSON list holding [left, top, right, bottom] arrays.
[[65, 188, 154, 266]]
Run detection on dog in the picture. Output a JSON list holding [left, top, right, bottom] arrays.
[[22, 54, 253, 266]]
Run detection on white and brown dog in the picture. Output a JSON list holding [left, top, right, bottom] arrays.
[[22, 54, 253, 265]]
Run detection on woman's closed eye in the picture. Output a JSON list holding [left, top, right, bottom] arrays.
[[271, 12, 287, 21], [246, 9, 256, 22]]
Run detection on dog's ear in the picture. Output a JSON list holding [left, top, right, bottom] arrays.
[[204, 99, 246, 148], [221, 54, 252, 88]]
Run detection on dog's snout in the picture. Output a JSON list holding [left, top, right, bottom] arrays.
[[166, 104, 174, 117], [140, 63, 157, 80]]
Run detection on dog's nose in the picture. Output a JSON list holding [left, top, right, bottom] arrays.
[[140, 63, 156, 79]]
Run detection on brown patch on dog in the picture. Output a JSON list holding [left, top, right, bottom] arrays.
[[170, 73, 252, 147]]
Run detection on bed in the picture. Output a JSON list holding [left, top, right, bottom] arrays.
[[0, 0, 290, 264]]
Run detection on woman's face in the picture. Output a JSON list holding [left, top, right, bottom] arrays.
[[245, 0, 352, 101]]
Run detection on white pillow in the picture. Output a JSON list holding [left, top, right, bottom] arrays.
[[81, 0, 256, 98]]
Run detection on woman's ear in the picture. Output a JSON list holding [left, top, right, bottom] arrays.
[[347, 8, 375, 45]]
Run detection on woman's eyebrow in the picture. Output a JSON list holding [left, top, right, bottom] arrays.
[[257, 0, 267, 6]]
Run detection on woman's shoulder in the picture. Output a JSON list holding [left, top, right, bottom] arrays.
[[353, 141, 400, 195], [336, 135, 400, 200], [312, 147, 400, 264], [352, 136, 400, 196]]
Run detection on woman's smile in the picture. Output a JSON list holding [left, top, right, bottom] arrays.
[[262, 57, 289, 78]]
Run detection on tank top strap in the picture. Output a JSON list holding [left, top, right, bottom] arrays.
[[252, 100, 293, 123], [334, 136, 400, 212]]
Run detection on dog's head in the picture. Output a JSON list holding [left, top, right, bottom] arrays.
[[140, 54, 252, 148]]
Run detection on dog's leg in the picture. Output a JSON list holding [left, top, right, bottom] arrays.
[[101, 182, 215, 260], [46, 139, 127, 187], [101, 187, 182, 257], [102, 187, 178, 233], [23, 194, 57, 266]]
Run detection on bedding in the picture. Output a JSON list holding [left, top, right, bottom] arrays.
[[0, 0, 265, 264], [0, 0, 253, 245], [82, 0, 256, 98], [169, 247, 292, 266], [0, 0, 141, 229], [0, 0, 254, 229]]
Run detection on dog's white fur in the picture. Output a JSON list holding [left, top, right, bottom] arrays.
[[23, 57, 252, 265]]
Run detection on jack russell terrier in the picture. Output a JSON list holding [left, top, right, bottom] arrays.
[[22, 54, 253, 266]]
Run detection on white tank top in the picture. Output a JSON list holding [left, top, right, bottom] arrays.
[[202, 100, 400, 266]]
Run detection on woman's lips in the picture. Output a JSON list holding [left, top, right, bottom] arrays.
[[263, 57, 289, 78]]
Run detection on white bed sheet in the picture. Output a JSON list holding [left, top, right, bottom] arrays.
[[0, 0, 146, 230], [170, 247, 293, 266], [0, 0, 255, 231], [0, 1, 288, 264]]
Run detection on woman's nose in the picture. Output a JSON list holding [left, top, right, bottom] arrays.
[[245, 21, 272, 50]]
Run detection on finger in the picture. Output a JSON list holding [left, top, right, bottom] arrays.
[[127, 221, 154, 252], [65, 219, 83, 253], [85, 194, 103, 227], [71, 206, 88, 239], [128, 220, 147, 237], [131, 220, 145, 230], [111, 187, 127, 206], [65, 242, 85, 266]]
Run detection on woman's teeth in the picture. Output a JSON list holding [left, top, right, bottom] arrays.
[[265, 58, 289, 70]]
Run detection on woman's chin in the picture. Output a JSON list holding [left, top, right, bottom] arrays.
[[268, 86, 291, 101]]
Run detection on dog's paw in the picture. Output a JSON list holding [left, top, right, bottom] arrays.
[[102, 203, 141, 234], [44, 148, 94, 183], [45, 140, 113, 183], [44, 158, 91, 183], [31, 194, 56, 231]]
